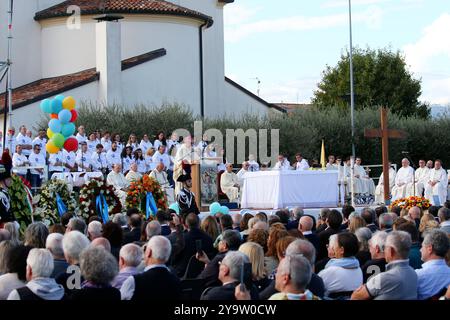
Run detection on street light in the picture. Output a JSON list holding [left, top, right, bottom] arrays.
[[348, 0, 356, 207]]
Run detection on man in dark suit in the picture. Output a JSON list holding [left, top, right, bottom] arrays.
[[287, 207, 304, 231], [361, 207, 379, 233], [171, 213, 216, 278], [120, 236, 181, 300], [122, 214, 142, 245], [201, 251, 259, 300], [156, 210, 171, 236], [298, 216, 319, 251], [196, 229, 241, 287], [317, 209, 343, 261]]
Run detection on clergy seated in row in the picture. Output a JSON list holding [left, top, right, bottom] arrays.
[[374, 162, 396, 204], [150, 162, 175, 203], [107, 164, 130, 206], [273, 154, 291, 170], [352, 157, 376, 195], [236, 161, 249, 186], [391, 158, 415, 201], [424, 159, 448, 206], [294, 153, 310, 170], [220, 163, 240, 203], [414, 159, 431, 197], [125, 163, 142, 183], [326, 155, 339, 170]]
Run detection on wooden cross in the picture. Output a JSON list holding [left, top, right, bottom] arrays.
[[364, 107, 407, 204]]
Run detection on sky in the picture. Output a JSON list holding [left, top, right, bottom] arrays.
[[223, 0, 450, 105]]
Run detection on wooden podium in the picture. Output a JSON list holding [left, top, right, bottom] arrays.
[[191, 163, 202, 211]]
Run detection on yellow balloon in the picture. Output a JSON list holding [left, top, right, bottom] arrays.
[[46, 140, 60, 154], [47, 128, 54, 139], [62, 96, 76, 110]]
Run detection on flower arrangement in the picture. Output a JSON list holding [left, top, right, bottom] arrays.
[[9, 175, 34, 234], [34, 179, 79, 226], [79, 179, 122, 220], [390, 196, 431, 211], [126, 175, 168, 214]]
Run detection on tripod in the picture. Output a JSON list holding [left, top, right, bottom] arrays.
[[0, 0, 14, 149]]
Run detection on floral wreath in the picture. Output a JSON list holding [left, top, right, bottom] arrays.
[[34, 179, 79, 226], [79, 178, 122, 220], [126, 175, 168, 215], [9, 175, 33, 234], [390, 196, 431, 211]]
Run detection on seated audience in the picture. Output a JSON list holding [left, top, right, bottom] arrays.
[[123, 214, 142, 245], [354, 227, 372, 266], [112, 244, 143, 289], [87, 221, 103, 241], [24, 222, 49, 248], [298, 215, 319, 251], [395, 221, 422, 269], [45, 233, 69, 279], [361, 231, 388, 283], [0, 245, 31, 300], [239, 242, 270, 292], [317, 209, 343, 261]]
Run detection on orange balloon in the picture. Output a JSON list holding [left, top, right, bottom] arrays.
[[50, 113, 58, 119], [46, 140, 60, 154]]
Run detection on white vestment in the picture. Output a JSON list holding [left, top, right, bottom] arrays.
[[274, 159, 291, 171], [391, 166, 415, 200], [424, 168, 448, 206], [220, 171, 239, 202], [326, 163, 338, 170], [107, 171, 130, 206], [413, 167, 430, 197], [375, 168, 396, 204], [125, 171, 142, 183], [295, 159, 310, 171], [149, 170, 174, 203], [173, 144, 200, 195], [236, 168, 248, 186], [353, 164, 375, 195]]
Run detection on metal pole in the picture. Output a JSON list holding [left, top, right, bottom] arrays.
[[6, 0, 13, 134], [348, 0, 356, 207]]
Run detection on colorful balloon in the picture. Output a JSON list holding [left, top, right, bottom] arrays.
[[52, 133, 65, 149], [70, 109, 78, 122], [61, 122, 75, 137], [47, 128, 54, 139], [51, 99, 63, 114], [62, 96, 76, 110], [40, 99, 52, 114], [63, 137, 78, 152], [58, 109, 72, 124], [49, 119, 62, 133], [220, 205, 230, 215], [54, 94, 65, 102], [209, 202, 221, 215], [50, 113, 58, 119], [46, 140, 60, 154]]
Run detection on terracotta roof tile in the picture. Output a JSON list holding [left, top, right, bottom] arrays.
[[34, 0, 213, 26]]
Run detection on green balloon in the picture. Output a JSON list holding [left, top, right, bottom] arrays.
[[52, 133, 65, 149]]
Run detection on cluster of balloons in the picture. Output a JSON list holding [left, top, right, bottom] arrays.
[[209, 202, 230, 215], [40, 95, 79, 154]]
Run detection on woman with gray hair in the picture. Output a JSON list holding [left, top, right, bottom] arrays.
[[24, 222, 49, 248], [355, 227, 372, 266], [4, 222, 21, 246], [69, 246, 120, 300]]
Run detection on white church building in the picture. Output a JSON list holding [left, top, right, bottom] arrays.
[[0, 0, 284, 131]]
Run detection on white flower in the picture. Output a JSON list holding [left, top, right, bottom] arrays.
[[84, 208, 89, 212]]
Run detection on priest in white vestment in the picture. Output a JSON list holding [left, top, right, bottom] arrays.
[[391, 158, 415, 201], [125, 163, 142, 183], [248, 154, 260, 172], [173, 135, 200, 196], [150, 163, 175, 203], [413, 159, 430, 197], [273, 154, 291, 171], [374, 163, 396, 204], [353, 158, 375, 195], [326, 155, 338, 170], [107, 164, 130, 206], [236, 162, 249, 187], [424, 160, 448, 206], [220, 163, 240, 203], [294, 153, 310, 171]]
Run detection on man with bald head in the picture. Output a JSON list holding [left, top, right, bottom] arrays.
[[90, 237, 112, 252], [391, 158, 415, 201], [298, 216, 319, 251]]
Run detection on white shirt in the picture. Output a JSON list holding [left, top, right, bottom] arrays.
[[28, 152, 46, 176], [395, 166, 414, 186], [152, 151, 171, 170], [248, 160, 260, 172], [139, 140, 153, 154], [318, 265, 363, 295], [106, 149, 121, 169], [121, 156, 134, 173], [12, 153, 29, 175], [295, 159, 310, 171], [75, 151, 92, 172], [16, 133, 32, 156], [145, 155, 156, 172], [86, 140, 97, 155], [153, 140, 168, 154], [134, 158, 147, 174], [274, 159, 291, 171], [32, 137, 47, 158], [63, 150, 76, 172], [76, 133, 87, 145], [91, 152, 108, 172], [0, 139, 3, 155], [101, 138, 112, 153], [5, 135, 16, 155], [49, 151, 65, 172], [126, 142, 139, 152]]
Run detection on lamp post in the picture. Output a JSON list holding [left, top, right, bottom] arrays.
[[348, 0, 356, 207]]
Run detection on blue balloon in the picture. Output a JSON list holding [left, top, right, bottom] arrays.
[[220, 206, 230, 215], [49, 119, 62, 133], [54, 94, 65, 102], [51, 99, 63, 114], [58, 109, 72, 124], [40, 99, 52, 114], [169, 203, 180, 215], [61, 122, 75, 137], [209, 202, 221, 215]]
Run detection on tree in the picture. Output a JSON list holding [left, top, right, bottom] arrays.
[[312, 47, 430, 119]]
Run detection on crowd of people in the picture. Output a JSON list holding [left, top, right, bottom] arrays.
[[0, 201, 449, 300]]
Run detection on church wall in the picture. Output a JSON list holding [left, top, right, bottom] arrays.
[[1, 81, 98, 133], [0, 0, 43, 88]]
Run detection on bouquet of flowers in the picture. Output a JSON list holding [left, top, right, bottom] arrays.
[[79, 179, 122, 221], [390, 196, 431, 211], [9, 175, 34, 234], [126, 175, 168, 215], [34, 179, 79, 226]]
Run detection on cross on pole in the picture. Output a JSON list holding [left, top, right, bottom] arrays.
[[364, 107, 406, 204]]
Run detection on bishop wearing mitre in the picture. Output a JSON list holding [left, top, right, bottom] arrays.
[[391, 158, 414, 201], [424, 159, 447, 206]]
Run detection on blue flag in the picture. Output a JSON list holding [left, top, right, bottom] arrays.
[[146, 192, 158, 219], [56, 193, 68, 217], [96, 194, 109, 224]]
